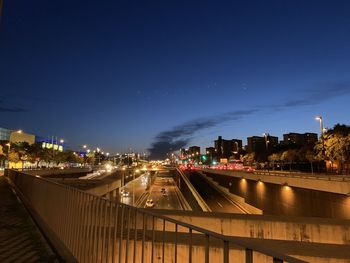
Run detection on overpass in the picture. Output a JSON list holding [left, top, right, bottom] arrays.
[[4, 168, 350, 262]]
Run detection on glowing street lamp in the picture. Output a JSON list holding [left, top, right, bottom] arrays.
[[17, 129, 22, 134], [263, 133, 269, 152], [315, 116, 324, 137]]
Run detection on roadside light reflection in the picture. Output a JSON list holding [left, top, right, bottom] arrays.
[[239, 178, 247, 195], [281, 185, 295, 209], [343, 197, 350, 218], [257, 180, 266, 198]]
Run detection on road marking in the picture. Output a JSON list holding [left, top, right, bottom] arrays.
[[217, 202, 223, 208]]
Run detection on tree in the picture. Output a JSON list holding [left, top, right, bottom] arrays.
[[305, 150, 316, 175], [268, 153, 281, 170], [8, 151, 20, 163], [242, 152, 255, 166], [315, 124, 350, 174], [281, 149, 298, 171], [10, 142, 31, 168]]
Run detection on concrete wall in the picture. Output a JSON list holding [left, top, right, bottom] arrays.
[[202, 169, 350, 219], [157, 210, 350, 246], [203, 169, 350, 195], [24, 168, 91, 178], [173, 170, 203, 212]]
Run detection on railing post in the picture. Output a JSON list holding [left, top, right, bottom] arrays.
[[151, 216, 155, 263], [273, 258, 283, 263], [174, 223, 178, 263], [245, 248, 253, 263], [205, 234, 209, 263], [141, 212, 146, 263], [106, 200, 113, 263], [162, 219, 165, 263], [189, 228, 192, 263], [112, 203, 119, 263], [101, 199, 108, 262], [77, 193, 88, 260], [96, 198, 104, 263], [83, 195, 93, 263], [92, 198, 101, 263], [125, 207, 131, 263], [64, 188, 74, 246], [223, 240, 229, 263], [133, 209, 137, 263], [119, 205, 125, 263]]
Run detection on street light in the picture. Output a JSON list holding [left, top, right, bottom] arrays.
[[6, 143, 10, 168], [315, 116, 324, 137], [96, 147, 101, 165], [233, 141, 239, 154], [315, 116, 327, 173], [263, 133, 269, 152], [263, 133, 270, 171]]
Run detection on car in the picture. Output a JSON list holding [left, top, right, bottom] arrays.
[[145, 199, 155, 208], [121, 189, 129, 197]]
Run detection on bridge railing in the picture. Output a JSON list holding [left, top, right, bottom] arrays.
[[6, 169, 306, 263]]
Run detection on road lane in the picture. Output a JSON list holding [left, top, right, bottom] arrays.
[[118, 172, 151, 206], [187, 171, 244, 213]]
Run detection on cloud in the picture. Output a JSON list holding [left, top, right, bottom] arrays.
[[148, 109, 258, 159], [0, 106, 27, 112], [0, 96, 29, 113], [275, 81, 350, 109]]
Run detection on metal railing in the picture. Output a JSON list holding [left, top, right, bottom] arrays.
[[6, 170, 307, 263]]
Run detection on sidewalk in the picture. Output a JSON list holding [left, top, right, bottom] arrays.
[[0, 175, 58, 263]]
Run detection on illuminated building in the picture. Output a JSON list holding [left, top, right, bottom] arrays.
[[282, 132, 318, 146], [0, 127, 12, 141], [10, 131, 35, 145], [214, 136, 243, 159]]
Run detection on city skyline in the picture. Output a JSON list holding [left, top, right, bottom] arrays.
[[1, 0, 349, 157]]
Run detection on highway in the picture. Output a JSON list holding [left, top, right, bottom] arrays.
[[118, 172, 151, 206], [187, 171, 245, 213], [139, 176, 183, 210], [118, 171, 184, 210]]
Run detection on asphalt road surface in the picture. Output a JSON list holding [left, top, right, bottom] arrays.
[[119, 172, 151, 206], [187, 171, 244, 213], [141, 176, 183, 210]]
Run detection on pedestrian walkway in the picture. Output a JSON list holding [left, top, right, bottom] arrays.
[[0, 176, 58, 263]]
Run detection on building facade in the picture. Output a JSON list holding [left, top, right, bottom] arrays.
[[0, 127, 12, 141], [283, 132, 318, 146], [214, 136, 243, 159]]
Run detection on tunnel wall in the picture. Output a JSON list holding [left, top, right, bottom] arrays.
[[203, 171, 350, 219]]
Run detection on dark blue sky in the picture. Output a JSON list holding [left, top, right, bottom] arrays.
[[1, 0, 350, 158]]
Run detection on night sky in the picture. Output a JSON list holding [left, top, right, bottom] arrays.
[[1, 0, 350, 158]]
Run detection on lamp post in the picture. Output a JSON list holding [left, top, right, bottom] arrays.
[[96, 147, 101, 165], [315, 116, 324, 137], [263, 133, 269, 153], [315, 116, 326, 173], [6, 142, 10, 168], [263, 133, 270, 171]]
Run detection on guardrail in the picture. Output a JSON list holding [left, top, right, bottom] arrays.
[[254, 170, 350, 182], [6, 169, 307, 263], [176, 168, 212, 212]]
